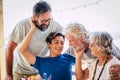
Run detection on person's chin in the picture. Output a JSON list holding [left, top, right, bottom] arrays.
[[56, 51, 61, 55], [42, 28, 47, 31], [42, 26, 48, 31]]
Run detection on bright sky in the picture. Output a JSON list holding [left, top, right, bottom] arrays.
[[3, 0, 120, 38]]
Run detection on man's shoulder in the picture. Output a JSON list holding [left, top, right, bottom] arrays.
[[14, 18, 30, 30], [17, 18, 29, 25], [50, 20, 59, 24]]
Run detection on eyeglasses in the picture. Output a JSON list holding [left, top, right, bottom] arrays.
[[41, 18, 52, 23], [40, 18, 53, 23]]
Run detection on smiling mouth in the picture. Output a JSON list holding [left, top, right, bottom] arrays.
[[56, 48, 62, 51], [42, 25, 47, 28]]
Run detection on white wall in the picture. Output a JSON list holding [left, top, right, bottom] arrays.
[[3, 0, 120, 37]]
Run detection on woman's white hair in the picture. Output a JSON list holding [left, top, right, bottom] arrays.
[[65, 23, 89, 40], [89, 31, 113, 55]]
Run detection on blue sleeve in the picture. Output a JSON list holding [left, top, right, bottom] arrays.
[[63, 53, 75, 64], [33, 56, 41, 70]]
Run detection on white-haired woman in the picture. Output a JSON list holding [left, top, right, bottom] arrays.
[[75, 31, 120, 80]]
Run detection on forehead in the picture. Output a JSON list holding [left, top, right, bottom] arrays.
[[39, 11, 51, 19], [65, 34, 76, 40]]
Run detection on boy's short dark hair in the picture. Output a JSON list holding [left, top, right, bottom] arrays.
[[46, 32, 65, 44]]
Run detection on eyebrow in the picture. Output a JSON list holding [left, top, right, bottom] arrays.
[[54, 39, 64, 42]]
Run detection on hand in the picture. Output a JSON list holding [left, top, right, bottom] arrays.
[[28, 74, 42, 80], [34, 74, 42, 80], [5, 75, 13, 80], [74, 47, 85, 58], [29, 16, 36, 30], [109, 64, 120, 80], [74, 40, 85, 51]]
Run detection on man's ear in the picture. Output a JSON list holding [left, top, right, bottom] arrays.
[[47, 43, 51, 48]]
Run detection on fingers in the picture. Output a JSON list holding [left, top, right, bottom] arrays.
[[74, 47, 84, 53], [31, 15, 36, 21], [110, 64, 120, 73], [110, 72, 119, 77], [109, 64, 120, 80], [29, 16, 35, 23], [110, 76, 120, 80], [74, 47, 86, 57], [29, 16, 36, 29]]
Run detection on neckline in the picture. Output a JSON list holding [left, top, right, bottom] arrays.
[[48, 54, 61, 59], [92, 56, 110, 80]]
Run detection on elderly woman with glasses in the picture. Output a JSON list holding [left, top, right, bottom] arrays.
[[75, 31, 120, 80]]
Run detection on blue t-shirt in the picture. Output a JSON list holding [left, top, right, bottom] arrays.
[[33, 53, 75, 80]]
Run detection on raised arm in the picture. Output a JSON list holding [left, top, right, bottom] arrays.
[[74, 48, 89, 80], [19, 18, 36, 65]]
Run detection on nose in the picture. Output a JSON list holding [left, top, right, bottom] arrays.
[[43, 21, 50, 26], [44, 21, 50, 24]]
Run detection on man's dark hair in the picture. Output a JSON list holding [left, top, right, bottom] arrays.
[[33, 1, 51, 17], [46, 32, 65, 44]]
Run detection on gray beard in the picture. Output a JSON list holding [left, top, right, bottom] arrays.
[[35, 24, 49, 31]]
